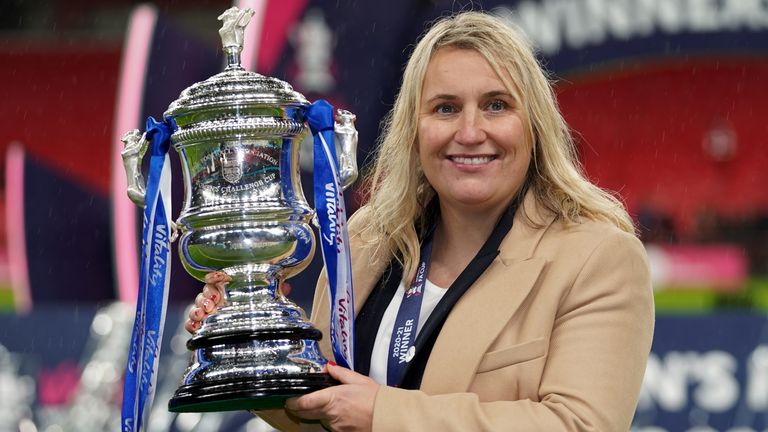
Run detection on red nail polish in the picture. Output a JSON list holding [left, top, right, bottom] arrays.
[[211, 294, 218, 302], [328, 360, 337, 367]]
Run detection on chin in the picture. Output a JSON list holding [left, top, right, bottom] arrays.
[[446, 195, 499, 210]]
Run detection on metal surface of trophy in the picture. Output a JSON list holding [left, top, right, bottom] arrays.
[[121, 7, 358, 413]]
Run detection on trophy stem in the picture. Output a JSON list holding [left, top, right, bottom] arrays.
[[190, 267, 310, 343], [224, 267, 278, 304], [224, 46, 244, 71]]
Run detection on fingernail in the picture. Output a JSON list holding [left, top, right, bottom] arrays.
[[328, 360, 337, 367], [210, 294, 218, 302]]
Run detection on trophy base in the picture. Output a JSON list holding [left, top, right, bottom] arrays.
[[168, 373, 337, 412]]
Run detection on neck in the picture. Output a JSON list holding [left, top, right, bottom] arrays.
[[426, 200, 511, 288], [437, 204, 503, 249]]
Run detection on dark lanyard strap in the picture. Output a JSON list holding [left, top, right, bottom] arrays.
[[385, 230, 435, 386], [399, 202, 518, 389], [353, 199, 520, 387]]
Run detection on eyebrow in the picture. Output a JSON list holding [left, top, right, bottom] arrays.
[[423, 90, 513, 104], [484, 90, 513, 99]]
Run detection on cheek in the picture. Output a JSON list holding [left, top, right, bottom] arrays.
[[416, 118, 449, 155], [504, 123, 530, 158], [508, 116, 528, 146], [416, 122, 429, 154]]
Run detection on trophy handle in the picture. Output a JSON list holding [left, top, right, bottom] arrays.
[[334, 109, 358, 190], [120, 129, 149, 207]]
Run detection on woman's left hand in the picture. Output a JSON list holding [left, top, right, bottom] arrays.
[[285, 363, 379, 432]]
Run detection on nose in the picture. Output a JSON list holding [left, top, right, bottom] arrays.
[[454, 108, 486, 146]]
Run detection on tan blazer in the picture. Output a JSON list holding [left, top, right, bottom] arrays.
[[261, 193, 655, 431]]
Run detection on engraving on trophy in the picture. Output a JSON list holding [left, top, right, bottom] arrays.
[[221, 144, 243, 184]]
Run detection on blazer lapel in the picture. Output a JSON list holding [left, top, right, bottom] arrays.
[[419, 257, 545, 394], [420, 192, 555, 394]]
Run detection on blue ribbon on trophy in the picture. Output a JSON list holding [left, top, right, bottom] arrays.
[[306, 99, 356, 370], [121, 117, 175, 432]]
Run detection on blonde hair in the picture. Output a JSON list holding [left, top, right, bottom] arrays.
[[357, 11, 634, 280]]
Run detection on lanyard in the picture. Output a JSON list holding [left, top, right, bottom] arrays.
[[386, 230, 434, 386]]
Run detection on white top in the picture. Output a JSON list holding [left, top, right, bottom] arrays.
[[368, 279, 448, 385]]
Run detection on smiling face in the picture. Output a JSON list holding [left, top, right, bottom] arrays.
[[417, 47, 531, 217]]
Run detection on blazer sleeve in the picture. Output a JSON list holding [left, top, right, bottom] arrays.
[[371, 230, 655, 431]]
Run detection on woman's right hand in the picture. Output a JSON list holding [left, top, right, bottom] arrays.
[[184, 271, 230, 334]]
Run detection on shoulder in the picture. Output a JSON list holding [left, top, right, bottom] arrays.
[[537, 217, 646, 266], [509, 190, 643, 265], [510, 216, 650, 305], [535, 218, 652, 315]]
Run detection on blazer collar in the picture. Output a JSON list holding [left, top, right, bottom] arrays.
[[420, 191, 556, 393], [344, 190, 555, 306], [498, 189, 557, 263], [313, 192, 557, 385]]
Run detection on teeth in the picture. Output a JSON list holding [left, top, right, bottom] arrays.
[[451, 156, 493, 165]]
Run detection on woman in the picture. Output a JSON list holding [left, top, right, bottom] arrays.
[[188, 11, 654, 432]]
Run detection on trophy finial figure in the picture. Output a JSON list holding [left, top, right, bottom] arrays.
[[218, 6, 255, 70]]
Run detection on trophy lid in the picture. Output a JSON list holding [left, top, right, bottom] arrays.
[[165, 7, 308, 119]]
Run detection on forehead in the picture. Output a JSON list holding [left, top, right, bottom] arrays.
[[421, 47, 512, 97]]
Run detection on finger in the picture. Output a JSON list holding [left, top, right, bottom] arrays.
[[184, 319, 200, 334], [285, 406, 328, 421], [325, 363, 372, 385], [284, 395, 307, 412], [204, 271, 232, 284], [280, 282, 292, 297], [195, 292, 216, 313], [194, 293, 206, 308], [202, 297, 215, 313], [284, 389, 332, 413], [188, 306, 205, 322], [203, 284, 224, 306]]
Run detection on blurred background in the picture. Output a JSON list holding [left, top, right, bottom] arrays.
[[0, 0, 766, 431]]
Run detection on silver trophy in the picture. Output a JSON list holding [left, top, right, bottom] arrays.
[[121, 7, 358, 412]]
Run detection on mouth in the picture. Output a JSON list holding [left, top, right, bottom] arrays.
[[447, 155, 497, 165]]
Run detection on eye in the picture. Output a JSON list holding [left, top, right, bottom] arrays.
[[434, 103, 457, 115], [486, 99, 507, 112]]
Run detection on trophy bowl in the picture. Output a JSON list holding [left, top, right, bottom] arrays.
[[121, 7, 358, 412]]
